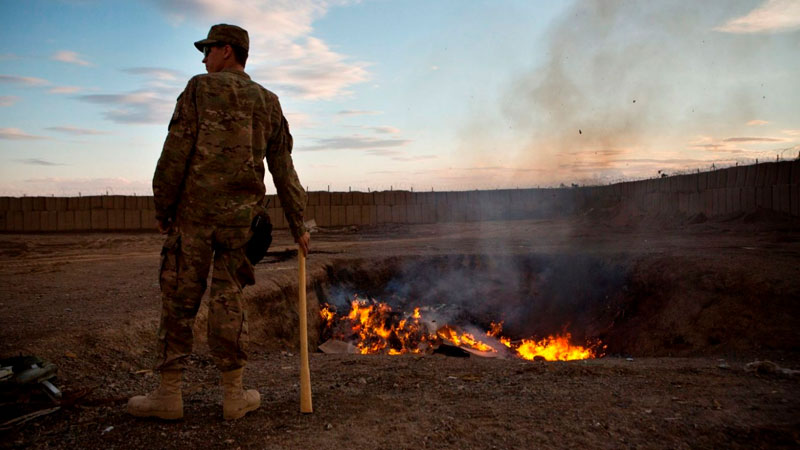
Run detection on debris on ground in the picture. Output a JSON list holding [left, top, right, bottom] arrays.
[[0, 355, 64, 430], [744, 360, 799, 377], [1, 355, 62, 402], [318, 339, 359, 354], [432, 342, 470, 358]]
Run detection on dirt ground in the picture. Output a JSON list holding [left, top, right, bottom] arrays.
[[1, 213, 799, 449]]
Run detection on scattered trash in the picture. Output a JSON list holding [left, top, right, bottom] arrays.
[[460, 346, 500, 359], [102, 426, 114, 434], [318, 339, 359, 355], [626, 357, 634, 362], [745, 360, 799, 377], [40, 379, 61, 400], [324, 423, 333, 430], [133, 369, 153, 375], [64, 351, 78, 359], [433, 342, 470, 358], [717, 363, 730, 370], [1, 355, 62, 402]]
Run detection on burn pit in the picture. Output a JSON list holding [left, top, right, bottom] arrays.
[[313, 254, 628, 360], [318, 296, 601, 360]]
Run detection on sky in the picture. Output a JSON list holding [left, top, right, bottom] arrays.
[[0, 0, 798, 196]]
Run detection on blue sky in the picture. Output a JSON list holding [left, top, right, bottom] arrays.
[[1, 0, 798, 196]]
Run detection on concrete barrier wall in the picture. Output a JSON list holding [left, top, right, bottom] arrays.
[[1, 161, 797, 233]]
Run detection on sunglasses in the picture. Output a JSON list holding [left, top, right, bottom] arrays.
[[203, 44, 225, 57]]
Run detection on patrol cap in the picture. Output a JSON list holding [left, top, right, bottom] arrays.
[[194, 24, 249, 52]]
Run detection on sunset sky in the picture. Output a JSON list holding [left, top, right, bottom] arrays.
[[1, 0, 798, 196]]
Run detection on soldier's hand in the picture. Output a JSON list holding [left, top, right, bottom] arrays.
[[296, 231, 310, 257]]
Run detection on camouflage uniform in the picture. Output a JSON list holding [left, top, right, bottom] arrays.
[[152, 68, 307, 372]]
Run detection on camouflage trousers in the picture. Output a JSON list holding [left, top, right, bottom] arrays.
[[156, 220, 255, 372]]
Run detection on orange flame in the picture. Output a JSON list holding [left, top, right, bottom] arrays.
[[437, 325, 495, 352], [515, 334, 596, 361], [320, 297, 601, 361], [320, 304, 336, 328]]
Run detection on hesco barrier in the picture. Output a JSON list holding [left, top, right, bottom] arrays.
[[1, 160, 798, 233]]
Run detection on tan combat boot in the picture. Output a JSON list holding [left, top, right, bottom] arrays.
[[221, 368, 261, 420], [127, 370, 183, 420]]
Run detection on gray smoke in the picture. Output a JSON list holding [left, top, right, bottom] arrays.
[[498, 0, 790, 183]]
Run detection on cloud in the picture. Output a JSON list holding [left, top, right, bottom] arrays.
[[723, 136, 784, 142], [0, 128, 47, 140], [253, 37, 369, 99], [300, 134, 412, 151], [0, 96, 19, 107], [367, 126, 400, 134], [154, 0, 326, 37], [690, 144, 748, 154], [688, 134, 793, 156], [79, 67, 185, 125], [123, 67, 183, 81], [362, 150, 437, 164], [364, 149, 401, 157], [51, 50, 92, 66], [746, 119, 768, 126], [782, 129, 800, 136], [78, 91, 174, 124], [337, 109, 381, 116], [566, 149, 628, 158], [1, 177, 152, 196], [391, 155, 437, 162], [48, 86, 82, 94], [715, 0, 800, 33], [45, 126, 109, 135], [689, 136, 752, 153], [0, 53, 20, 61], [614, 158, 726, 165], [153, 0, 369, 99], [285, 112, 313, 129], [16, 158, 65, 166], [0, 75, 49, 86], [556, 155, 752, 177], [457, 166, 544, 173]]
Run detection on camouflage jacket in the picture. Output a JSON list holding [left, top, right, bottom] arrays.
[[153, 68, 307, 239]]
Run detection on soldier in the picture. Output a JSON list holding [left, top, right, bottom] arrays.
[[128, 24, 310, 421]]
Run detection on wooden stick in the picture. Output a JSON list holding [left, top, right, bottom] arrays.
[[0, 407, 60, 431], [298, 247, 313, 414]]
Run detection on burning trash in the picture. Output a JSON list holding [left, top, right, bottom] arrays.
[[319, 296, 603, 361]]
